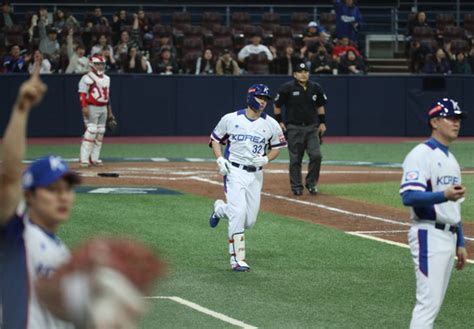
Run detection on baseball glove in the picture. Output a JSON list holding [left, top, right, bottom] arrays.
[[106, 115, 118, 132], [37, 237, 165, 328]]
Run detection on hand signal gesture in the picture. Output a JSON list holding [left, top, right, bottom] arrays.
[[16, 56, 47, 112]]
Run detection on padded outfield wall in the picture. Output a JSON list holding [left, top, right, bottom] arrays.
[[0, 74, 473, 137]]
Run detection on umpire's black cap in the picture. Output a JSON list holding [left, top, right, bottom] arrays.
[[295, 62, 309, 72]]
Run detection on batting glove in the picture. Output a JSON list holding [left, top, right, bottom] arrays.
[[252, 155, 269, 167], [216, 157, 231, 176]]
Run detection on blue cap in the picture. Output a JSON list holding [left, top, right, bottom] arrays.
[[428, 98, 467, 120], [22, 156, 80, 190], [247, 84, 272, 110]]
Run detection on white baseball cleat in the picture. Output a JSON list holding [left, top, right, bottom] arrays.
[[80, 162, 90, 168], [90, 159, 104, 166], [231, 258, 250, 272]]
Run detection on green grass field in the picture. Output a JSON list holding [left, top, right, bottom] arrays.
[[9, 142, 474, 327], [62, 194, 473, 328]]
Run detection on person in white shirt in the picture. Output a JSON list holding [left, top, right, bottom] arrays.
[[237, 33, 273, 63]]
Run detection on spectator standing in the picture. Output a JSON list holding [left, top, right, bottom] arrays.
[[195, 48, 216, 75], [451, 52, 471, 74], [422, 48, 451, 74], [38, 20, 60, 67], [273, 62, 328, 196], [338, 49, 366, 74], [65, 29, 88, 74], [0, 1, 17, 30], [215, 49, 240, 75], [3, 44, 26, 72], [334, 0, 362, 43]]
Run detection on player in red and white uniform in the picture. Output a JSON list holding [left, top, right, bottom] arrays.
[[78, 55, 114, 167]]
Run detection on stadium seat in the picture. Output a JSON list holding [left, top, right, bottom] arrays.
[[413, 26, 434, 41], [261, 12, 280, 32], [274, 37, 294, 56], [231, 12, 251, 29], [442, 26, 464, 43], [202, 12, 222, 30], [291, 12, 311, 33], [213, 36, 233, 55], [273, 25, 293, 38], [182, 51, 201, 73], [436, 14, 455, 33], [148, 12, 161, 25], [463, 14, 474, 38], [450, 39, 469, 53], [172, 12, 192, 30], [319, 12, 336, 36]]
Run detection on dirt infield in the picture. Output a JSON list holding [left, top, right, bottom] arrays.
[[75, 162, 474, 259]]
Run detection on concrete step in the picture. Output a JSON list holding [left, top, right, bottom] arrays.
[[369, 64, 409, 73]]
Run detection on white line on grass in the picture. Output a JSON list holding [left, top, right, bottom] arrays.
[[346, 232, 474, 264], [188, 177, 474, 248], [145, 296, 258, 329]]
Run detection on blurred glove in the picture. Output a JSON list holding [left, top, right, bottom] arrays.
[[252, 155, 269, 167], [216, 156, 231, 176]]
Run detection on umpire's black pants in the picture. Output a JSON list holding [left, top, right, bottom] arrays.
[[286, 124, 322, 192]]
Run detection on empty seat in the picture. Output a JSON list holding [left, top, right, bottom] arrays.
[[450, 39, 469, 53], [442, 26, 464, 43], [213, 36, 233, 55], [202, 12, 222, 30], [182, 51, 201, 73], [273, 25, 293, 38], [212, 25, 233, 38], [319, 12, 336, 35], [182, 37, 203, 53], [183, 25, 203, 37], [262, 12, 280, 30], [413, 26, 434, 41], [172, 12, 192, 30], [436, 14, 455, 33], [153, 24, 173, 37], [231, 12, 251, 29], [463, 13, 474, 38], [291, 12, 311, 33], [149, 12, 161, 25]]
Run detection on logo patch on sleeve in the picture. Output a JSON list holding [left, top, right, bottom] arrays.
[[405, 171, 419, 181]]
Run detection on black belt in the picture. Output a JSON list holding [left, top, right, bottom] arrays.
[[231, 162, 262, 172], [288, 122, 315, 127], [434, 222, 458, 234]]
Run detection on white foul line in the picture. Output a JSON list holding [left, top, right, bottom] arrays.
[[145, 296, 258, 329], [190, 176, 410, 227], [346, 232, 474, 265], [189, 176, 474, 249]]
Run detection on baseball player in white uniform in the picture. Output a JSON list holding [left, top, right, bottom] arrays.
[[78, 54, 115, 167], [400, 98, 468, 329], [209, 84, 287, 272]]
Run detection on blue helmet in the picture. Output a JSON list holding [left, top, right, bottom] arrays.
[[247, 84, 272, 110], [428, 98, 467, 120]]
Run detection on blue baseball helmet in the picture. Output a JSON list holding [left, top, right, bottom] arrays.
[[247, 84, 272, 110], [428, 98, 467, 120], [22, 155, 80, 190]]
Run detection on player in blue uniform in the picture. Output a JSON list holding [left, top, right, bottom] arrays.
[[400, 98, 467, 329], [209, 84, 287, 272]]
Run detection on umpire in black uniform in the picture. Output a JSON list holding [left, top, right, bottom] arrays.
[[273, 62, 328, 196]]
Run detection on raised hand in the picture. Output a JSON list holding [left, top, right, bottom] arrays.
[[16, 56, 47, 112]]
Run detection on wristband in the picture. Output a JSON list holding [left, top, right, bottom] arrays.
[[274, 113, 282, 123], [318, 114, 326, 124]]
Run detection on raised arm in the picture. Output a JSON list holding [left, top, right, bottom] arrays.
[[0, 60, 47, 224]]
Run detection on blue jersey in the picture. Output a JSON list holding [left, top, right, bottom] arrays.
[[0, 207, 73, 329], [400, 138, 463, 225], [335, 0, 362, 41]]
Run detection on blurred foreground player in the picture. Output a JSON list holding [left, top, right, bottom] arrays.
[[0, 60, 163, 329]]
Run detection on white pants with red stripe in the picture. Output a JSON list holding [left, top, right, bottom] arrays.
[[408, 223, 456, 329]]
